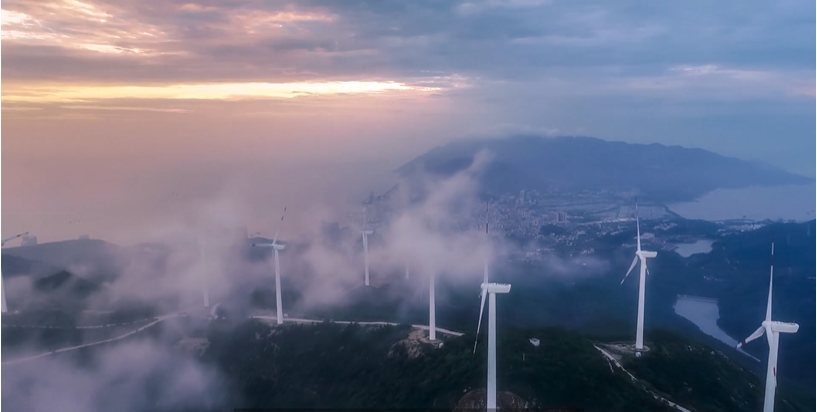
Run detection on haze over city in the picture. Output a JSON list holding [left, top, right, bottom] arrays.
[[2, 0, 814, 244]]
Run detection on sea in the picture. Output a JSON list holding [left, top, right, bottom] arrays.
[[668, 184, 815, 222]]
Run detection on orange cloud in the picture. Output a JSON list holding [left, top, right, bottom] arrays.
[[2, 81, 440, 103]]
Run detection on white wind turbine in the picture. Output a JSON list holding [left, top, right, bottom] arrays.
[[361, 207, 374, 286], [1, 232, 29, 313], [473, 282, 512, 410], [620, 199, 657, 354], [737, 242, 799, 412], [252, 207, 288, 325]]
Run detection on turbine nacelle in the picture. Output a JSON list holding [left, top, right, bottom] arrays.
[[769, 321, 799, 334], [253, 242, 286, 251], [361, 230, 374, 236], [481, 283, 511, 294], [637, 250, 657, 259]]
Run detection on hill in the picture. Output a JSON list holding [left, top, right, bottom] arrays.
[[0, 254, 62, 279], [201, 320, 814, 411], [679, 221, 815, 385], [395, 136, 812, 202], [1, 239, 126, 282]]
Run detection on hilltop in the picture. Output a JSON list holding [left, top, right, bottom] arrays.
[[200, 320, 813, 411], [1, 239, 126, 282], [396, 136, 812, 202]]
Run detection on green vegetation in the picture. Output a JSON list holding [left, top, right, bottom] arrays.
[[202, 319, 810, 411], [623, 330, 814, 412]]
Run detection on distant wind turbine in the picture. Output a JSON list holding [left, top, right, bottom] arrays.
[[620, 199, 657, 355], [473, 282, 512, 410], [737, 242, 799, 412], [253, 206, 288, 325], [361, 207, 374, 286], [1, 232, 29, 313]]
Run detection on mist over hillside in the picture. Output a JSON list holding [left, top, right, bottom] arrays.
[[2, 142, 814, 412], [396, 136, 812, 202]]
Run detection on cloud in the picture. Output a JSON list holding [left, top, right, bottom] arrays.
[[2, 0, 811, 96], [3, 81, 434, 103], [1, 338, 228, 412]]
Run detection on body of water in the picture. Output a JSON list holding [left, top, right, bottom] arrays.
[[672, 240, 714, 258], [669, 184, 815, 222], [673, 296, 759, 360]]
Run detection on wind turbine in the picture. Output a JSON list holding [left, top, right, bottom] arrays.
[[620, 199, 657, 354], [737, 242, 799, 412], [361, 207, 374, 286], [1, 232, 29, 313], [473, 282, 512, 410], [252, 207, 288, 325]]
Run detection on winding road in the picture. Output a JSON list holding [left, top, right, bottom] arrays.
[[594, 345, 692, 412], [251, 316, 465, 337], [2, 311, 464, 365], [2, 313, 184, 366]]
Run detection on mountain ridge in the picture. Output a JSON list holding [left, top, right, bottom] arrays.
[[395, 136, 812, 202]]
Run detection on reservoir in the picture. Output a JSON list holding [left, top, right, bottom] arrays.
[[672, 240, 714, 258], [673, 295, 759, 361]]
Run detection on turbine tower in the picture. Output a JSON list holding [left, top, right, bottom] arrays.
[[737, 242, 799, 412], [198, 239, 210, 308], [1, 232, 29, 313], [473, 282, 512, 410], [483, 201, 490, 291], [253, 207, 288, 325], [428, 264, 436, 341], [361, 207, 374, 286], [620, 199, 657, 354]]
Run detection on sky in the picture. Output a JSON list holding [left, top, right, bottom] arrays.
[[2, 0, 815, 243]]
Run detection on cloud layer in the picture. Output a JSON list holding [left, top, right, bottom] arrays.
[[2, 0, 814, 242]]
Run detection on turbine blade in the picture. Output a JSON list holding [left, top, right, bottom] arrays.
[[635, 198, 642, 252], [621, 255, 639, 284], [737, 326, 765, 348], [272, 206, 287, 245], [766, 242, 774, 322], [484, 200, 490, 284], [473, 287, 487, 354], [486, 200, 489, 235]]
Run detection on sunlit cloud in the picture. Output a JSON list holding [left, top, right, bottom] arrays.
[[1, 106, 44, 112], [2, 0, 167, 54], [60, 105, 190, 113], [2, 81, 441, 103]]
